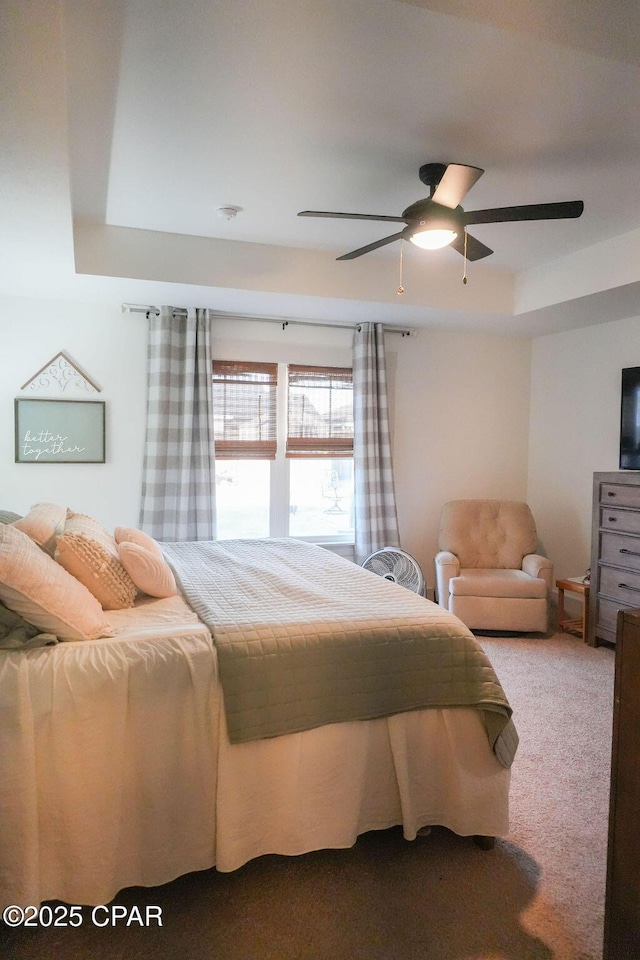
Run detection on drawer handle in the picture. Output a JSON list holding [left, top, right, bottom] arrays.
[[607, 491, 616, 497], [608, 516, 617, 522], [618, 582, 640, 594], [620, 548, 640, 557]]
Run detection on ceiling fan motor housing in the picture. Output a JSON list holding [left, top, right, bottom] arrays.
[[401, 198, 464, 233]]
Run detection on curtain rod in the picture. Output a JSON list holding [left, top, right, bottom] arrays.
[[121, 304, 417, 337]]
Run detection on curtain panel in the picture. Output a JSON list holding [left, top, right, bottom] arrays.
[[139, 307, 216, 541], [352, 323, 400, 563]]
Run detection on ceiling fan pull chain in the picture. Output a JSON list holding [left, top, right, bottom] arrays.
[[397, 240, 405, 296], [462, 228, 468, 285]]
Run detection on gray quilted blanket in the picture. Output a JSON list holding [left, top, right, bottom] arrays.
[[162, 538, 518, 766]]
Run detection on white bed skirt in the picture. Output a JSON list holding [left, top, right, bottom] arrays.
[[215, 705, 509, 872], [0, 599, 510, 909]]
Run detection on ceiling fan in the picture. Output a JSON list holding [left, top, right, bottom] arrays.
[[298, 162, 584, 261]]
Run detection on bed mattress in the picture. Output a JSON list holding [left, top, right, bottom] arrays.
[[0, 592, 511, 909]]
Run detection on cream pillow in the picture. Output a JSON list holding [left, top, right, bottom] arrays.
[[0, 524, 113, 641], [12, 502, 67, 555], [55, 510, 137, 610], [114, 525, 164, 557], [118, 541, 178, 599]]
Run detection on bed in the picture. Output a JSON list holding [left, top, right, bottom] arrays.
[[0, 513, 517, 910]]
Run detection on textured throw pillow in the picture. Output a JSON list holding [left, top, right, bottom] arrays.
[[0, 524, 113, 641], [118, 541, 178, 599], [55, 510, 137, 610], [114, 525, 164, 557], [0, 510, 22, 524], [12, 502, 67, 555]]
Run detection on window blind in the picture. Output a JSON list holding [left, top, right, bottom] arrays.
[[286, 364, 353, 458], [212, 360, 278, 459]]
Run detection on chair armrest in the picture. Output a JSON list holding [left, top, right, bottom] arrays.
[[522, 554, 553, 590], [434, 551, 460, 607]]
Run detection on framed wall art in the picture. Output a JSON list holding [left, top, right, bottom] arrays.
[[14, 398, 106, 463]]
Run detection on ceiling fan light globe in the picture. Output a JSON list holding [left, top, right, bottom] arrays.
[[410, 228, 458, 250]]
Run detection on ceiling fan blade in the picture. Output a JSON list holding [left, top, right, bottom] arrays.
[[464, 200, 584, 225], [450, 231, 493, 261], [298, 210, 405, 223], [431, 164, 484, 209], [336, 230, 406, 261]]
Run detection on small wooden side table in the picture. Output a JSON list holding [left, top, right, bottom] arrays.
[[556, 577, 590, 641]]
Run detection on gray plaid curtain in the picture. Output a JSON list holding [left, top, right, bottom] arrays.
[[353, 323, 400, 563], [139, 307, 216, 541]]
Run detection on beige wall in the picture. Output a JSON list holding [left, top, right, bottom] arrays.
[[2, 297, 534, 598], [527, 313, 640, 584], [391, 330, 532, 588], [0, 297, 148, 531], [6, 294, 637, 604], [210, 319, 534, 592]]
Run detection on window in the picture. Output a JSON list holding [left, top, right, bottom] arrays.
[[212, 361, 277, 538], [286, 365, 354, 539], [212, 360, 277, 459], [213, 360, 354, 541], [286, 365, 354, 458]]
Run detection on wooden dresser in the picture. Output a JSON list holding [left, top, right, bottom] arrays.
[[588, 472, 640, 647], [603, 607, 640, 960]]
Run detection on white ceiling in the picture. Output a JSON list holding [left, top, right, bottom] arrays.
[[3, 0, 640, 334]]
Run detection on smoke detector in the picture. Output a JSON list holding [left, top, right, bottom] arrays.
[[216, 205, 241, 220]]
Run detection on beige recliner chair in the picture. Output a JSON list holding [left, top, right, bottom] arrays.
[[435, 500, 553, 632]]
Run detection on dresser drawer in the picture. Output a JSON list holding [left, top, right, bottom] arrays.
[[601, 532, 640, 572], [599, 565, 640, 604], [597, 598, 631, 638], [601, 507, 640, 535], [600, 484, 640, 510]]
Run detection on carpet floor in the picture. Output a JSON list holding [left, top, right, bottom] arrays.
[[0, 630, 615, 960]]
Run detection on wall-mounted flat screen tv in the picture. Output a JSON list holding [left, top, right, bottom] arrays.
[[620, 366, 640, 469]]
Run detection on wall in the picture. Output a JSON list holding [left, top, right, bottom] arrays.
[[8, 293, 637, 602], [527, 313, 640, 585], [1, 296, 534, 595], [213, 320, 533, 591], [210, 317, 353, 367], [1, 297, 148, 531], [391, 330, 532, 586]]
